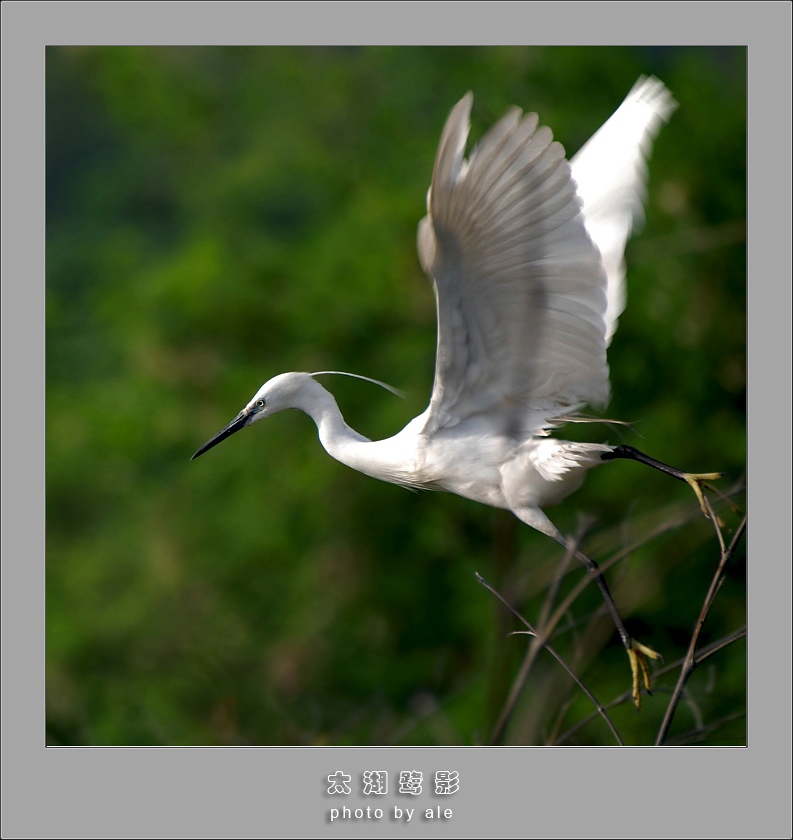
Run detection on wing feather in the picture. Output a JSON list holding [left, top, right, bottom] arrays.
[[418, 93, 609, 435], [417, 81, 674, 436], [570, 76, 677, 344]]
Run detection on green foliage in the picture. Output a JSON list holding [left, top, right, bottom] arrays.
[[47, 46, 746, 745]]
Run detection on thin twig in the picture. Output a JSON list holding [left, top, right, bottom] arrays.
[[691, 626, 747, 667], [703, 490, 728, 554], [484, 483, 744, 746], [664, 710, 747, 746], [553, 626, 746, 745], [655, 515, 747, 746], [488, 526, 584, 745], [509, 480, 743, 618], [491, 487, 742, 744], [476, 572, 624, 746], [537, 501, 710, 657]]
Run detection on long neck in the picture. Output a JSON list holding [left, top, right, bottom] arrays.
[[295, 379, 373, 469], [293, 376, 420, 488]]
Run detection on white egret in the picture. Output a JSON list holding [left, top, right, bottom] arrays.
[[193, 77, 723, 708]]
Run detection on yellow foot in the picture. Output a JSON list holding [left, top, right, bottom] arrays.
[[627, 640, 662, 710], [682, 471, 726, 523]]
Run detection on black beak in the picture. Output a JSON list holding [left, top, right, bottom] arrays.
[[191, 411, 249, 460]]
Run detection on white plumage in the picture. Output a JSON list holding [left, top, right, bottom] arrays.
[[193, 78, 719, 708]]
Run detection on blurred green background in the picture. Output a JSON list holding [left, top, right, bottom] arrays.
[[46, 46, 746, 746]]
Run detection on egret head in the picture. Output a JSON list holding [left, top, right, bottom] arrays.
[[191, 370, 401, 461], [191, 371, 318, 461]]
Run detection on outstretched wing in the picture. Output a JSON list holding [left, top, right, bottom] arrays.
[[417, 93, 609, 436], [570, 76, 677, 345]]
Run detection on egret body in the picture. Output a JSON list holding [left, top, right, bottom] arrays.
[[193, 78, 722, 707]]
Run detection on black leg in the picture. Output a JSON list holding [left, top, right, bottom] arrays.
[[601, 444, 721, 481], [602, 444, 725, 517], [565, 542, 631, 652], [551, 533, 661, 709]]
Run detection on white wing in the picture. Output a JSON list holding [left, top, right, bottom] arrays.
[[570, 76, 677, 345], [417, 93, 610, 436]]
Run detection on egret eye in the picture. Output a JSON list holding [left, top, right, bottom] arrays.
[[256, 399, 265, 408]]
